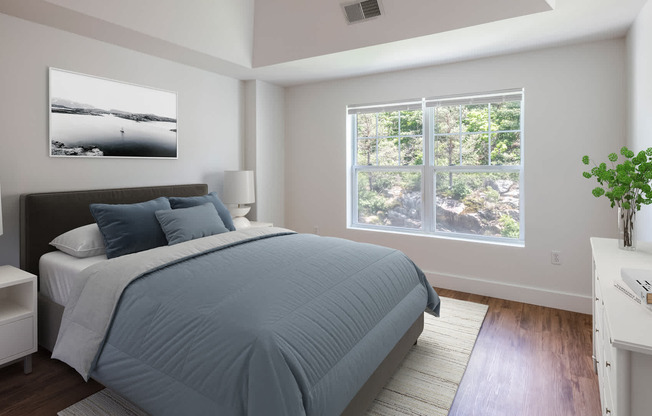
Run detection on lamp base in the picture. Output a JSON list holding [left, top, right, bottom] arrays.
[[228, 206, 251, 218], [232, 216, 251, 230]]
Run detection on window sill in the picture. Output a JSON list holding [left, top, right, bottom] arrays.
[[348, 224, 525, 248]]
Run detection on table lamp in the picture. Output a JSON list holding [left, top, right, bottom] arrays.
[[223, 171, 255, 226]]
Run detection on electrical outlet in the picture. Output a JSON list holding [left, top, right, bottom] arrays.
[[313, 225, 320, 235], [551, 250, 562, 265]]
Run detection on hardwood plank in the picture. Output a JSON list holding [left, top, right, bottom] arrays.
[[0, 289, 600, 415], [436, 287, 601, 416], [0, 349, 103, 416]]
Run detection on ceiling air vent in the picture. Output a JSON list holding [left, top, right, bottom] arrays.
[[342, 0, 383, 24]]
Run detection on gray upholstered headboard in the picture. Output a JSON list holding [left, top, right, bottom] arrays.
[[20, 184, 208, 279]]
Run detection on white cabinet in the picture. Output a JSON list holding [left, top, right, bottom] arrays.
[[249, 221, 273, 228], [0, 265, 37, 374], [592, 238, 652, 416], [233, 217, 273, 230]]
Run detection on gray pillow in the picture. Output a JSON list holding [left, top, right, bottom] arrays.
[[50, 223, 106, 258], [90, 197, 171, 259], [155, 203, 229, 245], [168, 192, 235, 231]]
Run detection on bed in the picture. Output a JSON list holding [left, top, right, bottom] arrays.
[[20, 184, 440, 416]]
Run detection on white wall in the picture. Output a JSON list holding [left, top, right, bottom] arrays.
[[244, 80, 285, 226], [627, 0, 652, 241], [285, 39, 626, 313], [0, 13, 245, 267]]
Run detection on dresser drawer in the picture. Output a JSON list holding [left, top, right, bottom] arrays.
[[0, 316, 34, 363], [604, 381, 614, 415]]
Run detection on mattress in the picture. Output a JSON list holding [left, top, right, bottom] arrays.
[[39, 250, 107, 305]]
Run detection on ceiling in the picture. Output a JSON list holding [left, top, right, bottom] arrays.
[[0, 0, 647, 86]]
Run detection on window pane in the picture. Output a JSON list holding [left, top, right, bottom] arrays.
[[491, 132, 521, 165], [357, 113, 376, 138], [434, 106, 460, 134], [462, 104, 489, 133], [400, 110, 423, 136], [378, 138, 399, 165], [491, 101, 521, 131], [435, 171, 520, 238], [434, 135, 459, 166], [400, 136, 423, 166], [357, 139, 377, 166], [378, 112, 399, 136], [357, 171, 422, 229], [461, 134, 488, 166]]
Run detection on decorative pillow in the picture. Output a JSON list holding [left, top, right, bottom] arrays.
[[90, 197, 171, 259], [168, 192, 235, 231], [50, 223, 106, 258], [155, 203, 229, 245]]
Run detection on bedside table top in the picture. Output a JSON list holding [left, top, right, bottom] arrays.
[[249, 221, 273, 228], [0, 266, 35, 288]]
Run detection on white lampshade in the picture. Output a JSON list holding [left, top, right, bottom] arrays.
[[0, 183, 3, 236], [223, 171, 255, 205]]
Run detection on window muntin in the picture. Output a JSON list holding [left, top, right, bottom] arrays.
[[349, 90, 523, 243]]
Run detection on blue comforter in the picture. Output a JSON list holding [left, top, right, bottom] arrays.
[[66, 230, 439, 415]]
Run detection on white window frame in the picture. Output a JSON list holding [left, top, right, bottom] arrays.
[[347, 89, 525, 245]]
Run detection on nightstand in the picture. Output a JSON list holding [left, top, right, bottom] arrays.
[[0, 266, 37, 374], [249, 221, 273, 228], [233, 218, 273, 230]]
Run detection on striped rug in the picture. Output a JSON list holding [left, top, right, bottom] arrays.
[[59, 297, 488, 416]]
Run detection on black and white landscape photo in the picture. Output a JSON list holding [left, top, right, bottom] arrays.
[[49, 68, 177, 158]]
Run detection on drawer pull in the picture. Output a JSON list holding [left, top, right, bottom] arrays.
[[596, 297, 600, 301], [595, 328, 599, 333], [606, 408, 611, 414], [605, 361, 611, 368]]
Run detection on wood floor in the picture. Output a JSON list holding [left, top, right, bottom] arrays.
[[437, 288, 601, 416], [0, 288, 601, 416]]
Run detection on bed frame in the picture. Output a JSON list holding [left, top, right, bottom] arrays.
[[19, 183, 423, 416]]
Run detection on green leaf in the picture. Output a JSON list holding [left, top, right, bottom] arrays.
[[623, 201, 631, 209], [592, 187, 605, 197], [621, 146, 630, 156], [582, 155, 590, 165], [608, 153, 618, 162], [582, 172, 592, 179]]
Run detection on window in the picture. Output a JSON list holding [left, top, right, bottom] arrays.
[[348, 90, 524, 243]]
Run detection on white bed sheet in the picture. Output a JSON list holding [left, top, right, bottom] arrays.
[[40, 250, 107, 305]]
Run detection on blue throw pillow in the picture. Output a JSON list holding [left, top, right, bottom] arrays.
[[155, 203, 229, 245], [168, 192, 235, 231], [90, 197, 171, 259]]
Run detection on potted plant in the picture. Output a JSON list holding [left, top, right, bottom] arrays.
[[582, 146, 652, 250]]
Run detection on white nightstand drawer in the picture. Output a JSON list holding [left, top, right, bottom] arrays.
[[0, 316, 34, 362]]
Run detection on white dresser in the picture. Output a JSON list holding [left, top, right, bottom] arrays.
[[591, 238, 652, 416]]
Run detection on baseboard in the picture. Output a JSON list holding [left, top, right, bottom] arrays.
[[424, 270, 592, 314]]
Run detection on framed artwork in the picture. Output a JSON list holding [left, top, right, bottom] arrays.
[[49, 68, 178, 158]]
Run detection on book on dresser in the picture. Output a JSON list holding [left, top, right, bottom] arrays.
[[621, 268, 652, 308]]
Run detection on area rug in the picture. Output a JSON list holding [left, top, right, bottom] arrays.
[[58, 297, 488, 416]]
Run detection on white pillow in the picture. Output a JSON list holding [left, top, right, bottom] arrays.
[[50, 223, 106, 258]]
